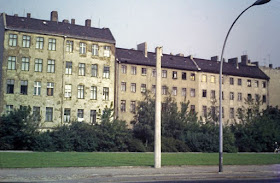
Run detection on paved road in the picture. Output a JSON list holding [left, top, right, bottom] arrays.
[[0, 165, 279, 182]]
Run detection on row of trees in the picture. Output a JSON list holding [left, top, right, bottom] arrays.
[[1, 92, 280, 152]]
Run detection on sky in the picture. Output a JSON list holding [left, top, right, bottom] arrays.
[[0, 0, 279, 67]]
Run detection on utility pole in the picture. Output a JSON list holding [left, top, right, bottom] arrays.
[[155, 47, 162, 168]]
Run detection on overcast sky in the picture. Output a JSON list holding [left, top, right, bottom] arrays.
[[1, 0, 279, 67]]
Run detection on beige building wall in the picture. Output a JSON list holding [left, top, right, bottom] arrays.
[[0, 30, 115, 129], [260, 66, 280, 107]]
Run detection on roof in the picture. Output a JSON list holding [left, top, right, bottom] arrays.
[[116, 48, 269, 80], [3, 14, 115, 44]]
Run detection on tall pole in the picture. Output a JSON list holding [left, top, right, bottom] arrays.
[[219, 0, 270, 173], [155, 47, 162, 168]]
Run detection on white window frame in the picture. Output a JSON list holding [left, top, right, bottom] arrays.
[[92, 44, 99, 56], [78, 85, 84, 99], [91, 86, 97, 100], [34, 58, 43, 72], [48, 38, 56, 51], [8, 56, 16, 70], [47, 59, 55, 73], [80, 42, 86, 54], [36, 37, 44, 49], [79, 63, 85, 76], [21, 57, 29, 71], [22, 35, 31, 48], [65, 84, 72, 98], [34, 81, 41, 95], [47, 82, 54, 96]]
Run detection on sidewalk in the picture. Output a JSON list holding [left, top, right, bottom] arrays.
[[0, 165, 279, 182]]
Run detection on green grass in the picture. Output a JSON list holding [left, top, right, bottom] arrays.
[[0, 152, 279, 168]]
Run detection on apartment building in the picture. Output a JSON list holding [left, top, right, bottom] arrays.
[[260, 64, 280, 107], [115, 43, 269, 124], [0, 12, 115, 129]]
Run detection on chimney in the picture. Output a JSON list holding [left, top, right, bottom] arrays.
[[211, 56, 219, 61], [228, 57, 239, 69], [71, 19, 75, 25], [137, 42, 147, 57], [50, 11, 58, 22], [252, 61, 259, 67], [62, 19, 69, 23], [176, 53, 184, 57], [14, 14, 18, 17], [85, 19, 91, 27], [241, 55, 248, 65], [269, 64, 273, 68], [27, 13, 31, 18]]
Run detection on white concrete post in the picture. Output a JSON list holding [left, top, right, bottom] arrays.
[[155, 47, 162, 168]]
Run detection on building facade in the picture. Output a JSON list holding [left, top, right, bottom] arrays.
[[0, 12, 115, 129], [260, 65, 280, 107], [115, 43, 270, 125]]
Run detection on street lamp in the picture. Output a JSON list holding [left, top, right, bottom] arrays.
[[219, 0, 270, 173]]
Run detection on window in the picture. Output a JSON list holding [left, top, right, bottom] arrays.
[[222, 91, 224, 100], [6, 105, 13, 114], [130, 101, 136, 113], [230, 92, 234, 100], [92, 44, 99, 56], [22, 35, 31, 48], [33, 106, 40, 122], [8, 56, 16, 70], [172, 87, 177, 96], [162, 86, 167, 95], [141, 68, 147, 75], [104, 46, 111, 57], [91, 86, 97, 100], [91, 64, 98, 77], [48, 38, 56, 51], [238, 78, 242, 86], [162, 70, 167, 78], [34, 58, 43, 72], [47, 82, 54, 96], [36, 37, 44, 49], [255, 94, 260, 102], [230, 108, 235, 119], [65, 84, 72, 98], [47, 59, 55, 73], [121, 65, 127, 74], [211, 90, 216, 99], [190, 105, 195, 114], [202, 106, 207, 117], [78, 85, 84, 99], [210, 75, 215, 83], [77, 109, 84, 121], [238, 93, 242, 101], [121, 100, 126, 112], [21, 57, 29, 71], [152, 69, 156, 77], [103, 87, 109, 100], [45, 107, 53, 122], [211, 106, 216, 118], [201, 74, 207, 82], [79, 63, 85, 76], [262, 95, 267, 103], [190, 88, 195, 97], [121, 82, 126, 91], [247, 93, 252, 101], [141, 84, 146, 93], [131, 66, 137, 75], [152, 85, 156, 94], [103, 66, 110, 78], [64, 109, 71, 123], [131, 83, 136, 93], [66, 40, 73, 52], [162, 103, 167, 112], [202, 89, 207, 98], [6, 79, 14, 94], [190, 73, 195, 81], [247, 80, 252, 87], [230, 77, 234, 85], [182, 72, 187, 80], [65, 61, 72, 74], [182, 88, 186, 97], [9, 34, 17, 46], [172, 71, 177, 79], [20, 80, 28, 95], [262, 81, 266, 88], [80, 42, 86, 54], [254, 80, 259, 88], [90, 110, 97, 124], [34, 81, 41, 95]]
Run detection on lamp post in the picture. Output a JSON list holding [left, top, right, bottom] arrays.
[[219, 0, 270, 173]]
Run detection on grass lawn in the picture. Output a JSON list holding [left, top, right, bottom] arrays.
[[0, 152, 279, 168]]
